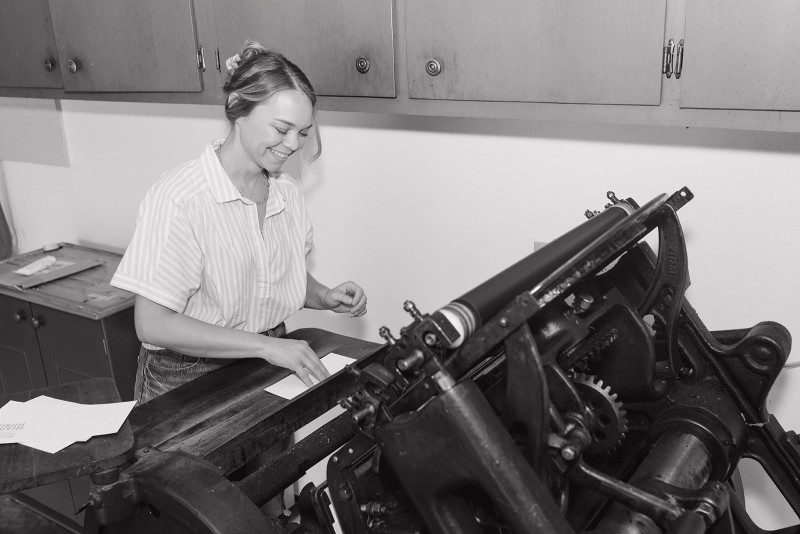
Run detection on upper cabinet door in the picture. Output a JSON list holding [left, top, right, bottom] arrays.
[[405, 0, 667, 105], [0, 0, 63, 89], [214, 0, 395, 98], [680, 1, 800, 111], [48, 0, 202, 93]]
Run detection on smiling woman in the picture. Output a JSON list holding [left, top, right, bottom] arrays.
[[110, 40, 367, 407]]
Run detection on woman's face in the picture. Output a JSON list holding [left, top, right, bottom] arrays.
[[236, 89, 314, 174]]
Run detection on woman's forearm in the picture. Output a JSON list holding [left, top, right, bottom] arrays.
[[134, 295, 330, 385], [134, 295, 277, 359], [304, 272, 329, 310]]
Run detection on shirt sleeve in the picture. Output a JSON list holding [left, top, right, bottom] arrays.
[[111, 183, 203, 313]]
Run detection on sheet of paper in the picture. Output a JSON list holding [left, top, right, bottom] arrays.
[[265, 353, 355, 400], [0, 395, 135, 454]]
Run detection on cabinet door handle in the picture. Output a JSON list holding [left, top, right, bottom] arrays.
[[67, 59, 81, 73], [675, 39, 684, 80], [44, 58, 57, 72], [425, 59, 442, 77], [31, 316, 44, 329], [662, 39, 674, 78], [356, 56, 370, 74], [13, 310, 26, 323]]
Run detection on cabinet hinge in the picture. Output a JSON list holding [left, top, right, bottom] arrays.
[[662, 39, 685, 80], [197, 46, 206, 72]]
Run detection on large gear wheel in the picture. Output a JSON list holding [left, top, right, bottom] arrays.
[[572, 373, 628, 454]]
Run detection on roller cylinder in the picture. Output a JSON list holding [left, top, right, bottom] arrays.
[[444, 203, 633, 342]]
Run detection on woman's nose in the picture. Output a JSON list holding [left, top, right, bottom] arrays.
[[283, 132, 301, 151]]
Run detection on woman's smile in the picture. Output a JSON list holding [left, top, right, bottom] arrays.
[[269, 147, 290, 161]]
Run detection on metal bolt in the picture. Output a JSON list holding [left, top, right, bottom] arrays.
[[561, 446, 578, 461], [331, 455, 339, 464], [573, 294, 594, 312], [378, 326, 396, 345], [423, 332, 438, 346], [404, 300, 423, 320], [498, 317, 509, 327]]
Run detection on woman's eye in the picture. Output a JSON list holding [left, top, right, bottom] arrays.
[[275, 127, 287, 135], [299, 131, 309, 138]]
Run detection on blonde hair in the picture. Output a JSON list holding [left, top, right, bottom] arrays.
[[223, 40, 321, 163]]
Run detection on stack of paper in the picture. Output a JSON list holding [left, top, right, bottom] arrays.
[[0, 395, 135, 454], [266, 353, 355, 400]]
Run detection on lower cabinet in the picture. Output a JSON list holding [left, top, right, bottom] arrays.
[[0, 244, 139, 526], [0, 294, 137, 399]]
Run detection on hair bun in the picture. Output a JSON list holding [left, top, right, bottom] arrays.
[[239, 39, 269, 62]]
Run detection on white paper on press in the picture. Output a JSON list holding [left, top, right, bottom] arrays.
[[265, 353, 356, 400]]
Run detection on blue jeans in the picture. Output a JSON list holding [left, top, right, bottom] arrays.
[[133, 323, 287, 404]]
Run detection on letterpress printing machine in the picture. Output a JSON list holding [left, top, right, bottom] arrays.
[[3, 187, 800, 533]]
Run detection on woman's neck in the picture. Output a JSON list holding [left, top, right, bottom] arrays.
[[217, 137, 264, 189]]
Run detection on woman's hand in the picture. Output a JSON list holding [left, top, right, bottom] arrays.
[[262, 337, 330, 387], [306, 273, 368, 317], [322, 281, 368, 317]]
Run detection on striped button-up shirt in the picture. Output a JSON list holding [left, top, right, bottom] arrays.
[[112, 141, 313, 349]]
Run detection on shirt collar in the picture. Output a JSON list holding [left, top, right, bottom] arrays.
[[203, 141, 240, 204], [203, 141, 289, 217]]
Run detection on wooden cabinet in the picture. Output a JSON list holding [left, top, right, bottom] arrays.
[[404, 0, 667, 105], [5, 0, 800, 131], [213, 0, 395, 98], [0, 296, 48, 393], [679, 0, 800, 111], [0, 244, 138, 526], [0, 0, 63, 89], [48, 0, 203, 93], [0, 244, 138, 400]]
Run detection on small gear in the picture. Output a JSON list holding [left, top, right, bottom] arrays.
[[572, 373, 628, 454]]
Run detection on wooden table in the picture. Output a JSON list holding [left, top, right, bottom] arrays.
[[0, 377, 133, 495]]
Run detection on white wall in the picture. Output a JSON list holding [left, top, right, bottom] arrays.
[[2, 100, 800, 527]]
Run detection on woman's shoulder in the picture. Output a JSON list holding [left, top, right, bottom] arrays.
[[147, 154, 208, 204]]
